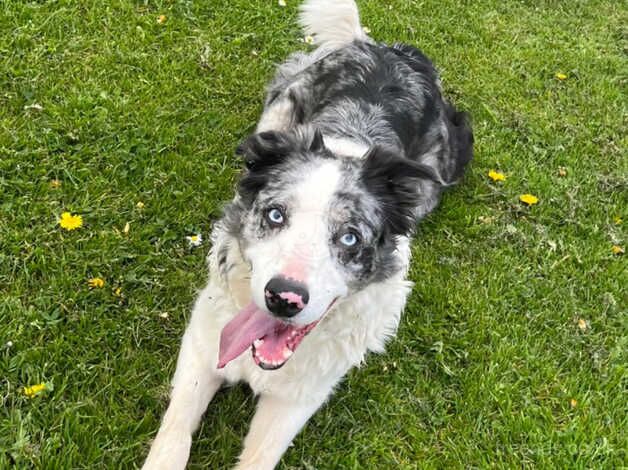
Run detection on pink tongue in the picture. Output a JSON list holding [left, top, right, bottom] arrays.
[[217, 302, 286, 369]]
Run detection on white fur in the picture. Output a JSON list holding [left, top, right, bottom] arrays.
[[323, 136, 369, 158], [298, 0, 368, 48]]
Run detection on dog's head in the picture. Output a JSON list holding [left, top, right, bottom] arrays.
[[218, 129, 435, 370]]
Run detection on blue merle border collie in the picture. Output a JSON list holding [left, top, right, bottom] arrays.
[[143, 1, 472, 468]]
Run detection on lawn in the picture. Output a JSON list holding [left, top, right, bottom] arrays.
[[0, 0, 625, 468]]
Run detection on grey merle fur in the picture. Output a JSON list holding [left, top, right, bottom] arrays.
[[220, 38, 473, 284]]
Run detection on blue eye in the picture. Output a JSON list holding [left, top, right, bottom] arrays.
[[266, 208, 285, 227], [339, 232, 359, 247]]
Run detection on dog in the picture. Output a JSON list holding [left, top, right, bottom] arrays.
[[142, 0, 472, 468]]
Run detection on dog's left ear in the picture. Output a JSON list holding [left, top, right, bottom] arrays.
[[236, 131, 295, 205], [236, 130, 293, 171], [360, 146, 437, 235]]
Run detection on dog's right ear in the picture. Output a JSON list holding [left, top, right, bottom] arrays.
[[360, 145, 438, 236], [236, 131, 293, 205], [236, 131, 293, 172]]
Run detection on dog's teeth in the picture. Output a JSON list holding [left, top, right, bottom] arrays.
[[282, 348, 292, 359], [253, 339, 264, 348]]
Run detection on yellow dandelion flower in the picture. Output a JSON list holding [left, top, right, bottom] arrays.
[[23, 383, 48, 398], [488, 170, 506, 182], [570, 398, 577, 408], [59, 212, 83, 230], [555, 72, 567, 81], [577, 318, 587, 331], [157, 14, 167, 24], [114, 287, 123, 297], [88, 277, 105, 288], [136, 201, 145, 209], [123, 222, 131, 234], [613, 216, 622, 225], [611, 245, 624, 255], [519, 194, 539, 206], [50, 179, 62, 189]]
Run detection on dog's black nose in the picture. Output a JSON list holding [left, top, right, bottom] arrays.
[[264, 276, 309, 318]]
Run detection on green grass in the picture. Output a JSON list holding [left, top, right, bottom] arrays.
[[1, 0, 626, 468]]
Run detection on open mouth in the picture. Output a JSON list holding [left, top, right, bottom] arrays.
[[251, 320, 318, 370], [217, 301, 334, 371]]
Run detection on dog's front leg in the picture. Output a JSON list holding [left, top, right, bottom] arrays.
[[143, 290, 225, 470], [234, 393, 327, 470]]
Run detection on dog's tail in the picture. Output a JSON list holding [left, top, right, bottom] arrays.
[[298, 0, 368, 47]]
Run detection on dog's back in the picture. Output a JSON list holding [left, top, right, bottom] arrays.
[[264, 0, 473, 220]]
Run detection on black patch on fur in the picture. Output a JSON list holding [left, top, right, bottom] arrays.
[[360, 146, 436, 236], [443, 103, 474, 182], [237, 131, 292, 170], [389, 43, 439, 84], [236, 131, 294, 206]]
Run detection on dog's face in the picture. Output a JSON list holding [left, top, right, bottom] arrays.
[[231, 129, 433, 328], [216, 129, 437, 370]]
